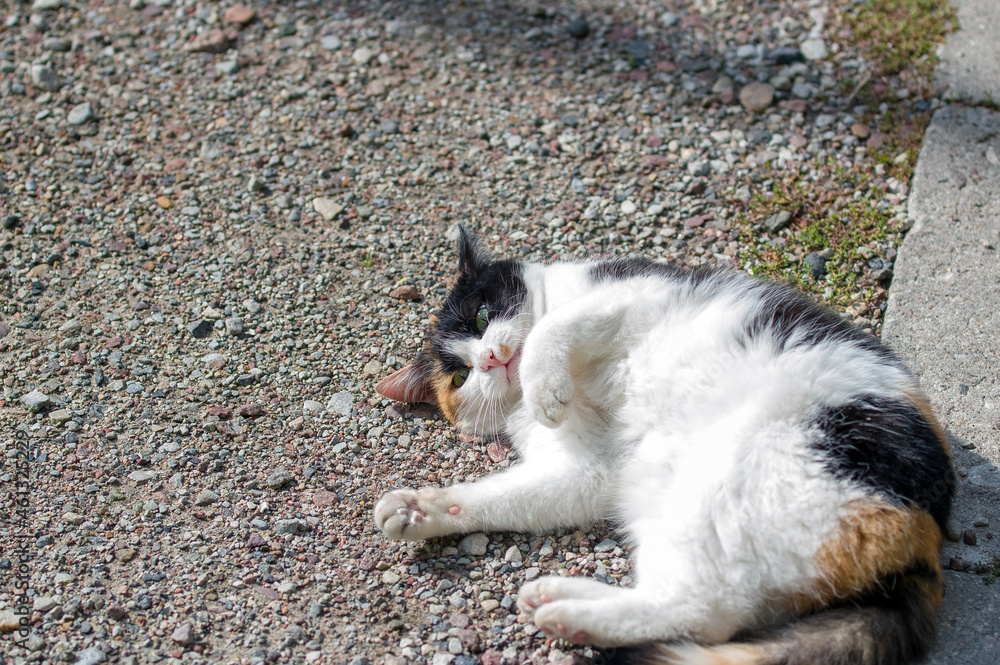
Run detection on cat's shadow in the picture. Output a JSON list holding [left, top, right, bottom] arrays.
[[941, 431, 1000, 570]]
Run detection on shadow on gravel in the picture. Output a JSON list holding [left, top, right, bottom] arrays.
[[267, 0, 787, 98]]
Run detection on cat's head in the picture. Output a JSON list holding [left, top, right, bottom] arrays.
[[376, 227, 530, 434]]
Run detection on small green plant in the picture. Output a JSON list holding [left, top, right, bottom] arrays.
[[982, 555, 1000, 585], [736, 164, 895, 310], [847, 0, 956, 77]]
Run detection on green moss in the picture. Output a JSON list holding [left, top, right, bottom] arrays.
[[734, 1, 957, 321], [736, 164, 896, 310], [846, 0, 956, 77]]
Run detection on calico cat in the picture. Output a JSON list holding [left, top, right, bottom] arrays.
[[374, 227, 954, 665]]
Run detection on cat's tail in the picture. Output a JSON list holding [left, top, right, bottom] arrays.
[[603, 564, 943, 665]]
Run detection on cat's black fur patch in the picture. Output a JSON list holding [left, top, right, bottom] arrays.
[[810, 395, 954, 528], [589, 257, 718, 288], [430, 230, 526, 372], [744, 282, 900, 363], [592, 260, 900, 364]]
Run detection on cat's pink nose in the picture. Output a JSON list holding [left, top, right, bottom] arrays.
[[481, 350, 506, 371]]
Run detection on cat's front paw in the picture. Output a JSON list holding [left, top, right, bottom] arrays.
[[374, 488, 459, 540], [522, 371, 574, 428]]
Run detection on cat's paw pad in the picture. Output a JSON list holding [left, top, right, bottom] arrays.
[[374, 488, 454, 540], [533, 602, 593, 645], [523, 372, 574, 428], [516, 579, 555, 616], [517, 577, 583, 616]]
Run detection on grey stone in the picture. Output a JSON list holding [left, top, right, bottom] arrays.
[[312, 197, 344, 220], [352, 46, 376, 65], [74, 647, 107, 665], [33, 0, 64, 11], [31, 64, 60, 91], [739, 82, 774, 113], [274, 519, 305, 534], [41, 36, 70, 51], [386, 19, 414, 37], [321, 35, 342, 51], [33, 596, 57, 612], [127, 470, 158, 484], [247, 175, 266, 193], [49, 408, 72, 423], [791, 82, 815, 99], [215, 60, 239, 75], [171, 622, 195, 645], [267, 466, 292, 489], [457, 532, 488, 556], [23, 632, 45, 650], [67, 102, 94, 125], [194, 489, 219, 506], [936, 0, 1000, 104], [945, 514, 963, 542], [303, 399, 324, 414], [21, 389, 50, 412], [804, 252, 827, 278], [594, 538, 618, 553], [328, 391, 355, 415], [224, 317, 244, 335], [186, 319, 212, 338], [800, 37, 827, 61], [764, 210, 792, 232]]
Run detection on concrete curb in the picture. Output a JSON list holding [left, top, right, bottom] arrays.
[[883, 104, 1000, 664], [936, 0, 1000, 104], [882, 3, 1000, 659]]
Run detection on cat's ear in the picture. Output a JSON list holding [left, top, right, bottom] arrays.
[[457, 225, 490, 278], [376, 362, 436, 404]]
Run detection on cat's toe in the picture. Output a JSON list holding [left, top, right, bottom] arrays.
[[374, 490, 429, 540], [375, 488, 461, 540], [516, 579, 555, 615]]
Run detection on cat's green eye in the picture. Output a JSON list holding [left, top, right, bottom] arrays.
[[475, 305, 489, 332], [452, 367, 470, 388]]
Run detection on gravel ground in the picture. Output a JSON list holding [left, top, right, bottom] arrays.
[[0, 1, 943, 664]]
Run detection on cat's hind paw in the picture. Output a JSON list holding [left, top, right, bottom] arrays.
[[518, 576, 617, 617], [532, 601, 594, 645], [522, 371, 574, 428], [374, 488, 457, 540]]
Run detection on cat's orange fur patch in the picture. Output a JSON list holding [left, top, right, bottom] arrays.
[[903, 387, 951, 456], [430, 368, 461, 423], [810, 498, 943, 609]]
